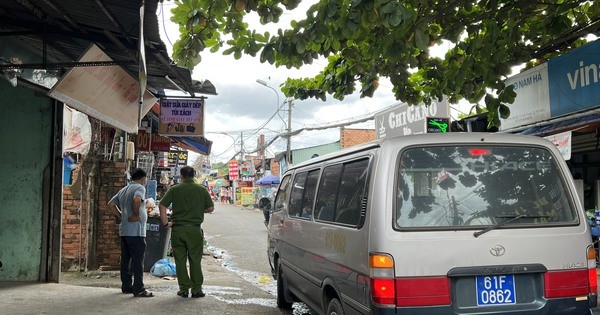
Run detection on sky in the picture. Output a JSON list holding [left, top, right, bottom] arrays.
[[155, 2, 463, 165]]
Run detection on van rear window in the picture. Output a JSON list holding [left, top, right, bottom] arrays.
[[395, 146, 577, 229]]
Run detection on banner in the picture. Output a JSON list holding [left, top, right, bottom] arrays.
[[159, 98, 204, 136]]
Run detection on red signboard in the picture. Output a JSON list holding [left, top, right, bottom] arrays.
[[137, 129, 171, 152], [228, 160, 239, 181]]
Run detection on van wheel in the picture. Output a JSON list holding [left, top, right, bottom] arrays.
[[327, 298, 344, 315], [276, 262, 293, 309]]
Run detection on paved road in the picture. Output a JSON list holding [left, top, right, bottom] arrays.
[[203, 202, 272, 276]]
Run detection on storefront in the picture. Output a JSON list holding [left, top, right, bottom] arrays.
[[497, 39, 600, 211]]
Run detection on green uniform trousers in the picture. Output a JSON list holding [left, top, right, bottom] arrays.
[[171, 226, 204, 292]]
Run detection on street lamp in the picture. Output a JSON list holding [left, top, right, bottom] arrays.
[[256, 79, 280, 112]]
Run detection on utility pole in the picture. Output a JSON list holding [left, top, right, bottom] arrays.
[[286, 99, 292, 165], [259, 134, 266, 177], [240, 131, 244, 161]]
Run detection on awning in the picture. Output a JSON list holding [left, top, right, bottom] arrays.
[[172, 136, 213, 155], [519, 113, 600, 136], [256, 175, 280, 185]]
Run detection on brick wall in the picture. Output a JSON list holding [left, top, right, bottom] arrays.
[[61, 166, 86, 271], [95, 161, 126, 269], [340, 127, 376, 148], [61, 160, 126, 271]]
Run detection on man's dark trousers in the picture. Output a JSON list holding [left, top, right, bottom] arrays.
[[120, 236, 146, 294]]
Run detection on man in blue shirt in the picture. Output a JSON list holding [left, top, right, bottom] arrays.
[[108, 168, 154, 297]]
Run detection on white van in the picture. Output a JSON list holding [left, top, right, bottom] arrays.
[[267, 133, 599, 315]]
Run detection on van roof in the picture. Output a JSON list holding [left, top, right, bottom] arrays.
[[287, 132, 554, 171]]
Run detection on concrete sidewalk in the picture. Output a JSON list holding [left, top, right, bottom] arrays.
[[0, 251, 283, 315]]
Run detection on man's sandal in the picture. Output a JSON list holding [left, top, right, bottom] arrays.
[[133, 290, 154, 297]]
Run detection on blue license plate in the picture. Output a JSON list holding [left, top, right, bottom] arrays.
[[476, 275, 516, 306]]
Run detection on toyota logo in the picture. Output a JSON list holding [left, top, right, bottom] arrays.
[[490, 245, 506, 257]]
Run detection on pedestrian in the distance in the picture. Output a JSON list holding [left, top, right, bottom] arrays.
[[159, 165, 214, 298], [107, 168, 154, 297]]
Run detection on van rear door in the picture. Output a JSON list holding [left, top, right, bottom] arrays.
[[383, 144, 596, 313]]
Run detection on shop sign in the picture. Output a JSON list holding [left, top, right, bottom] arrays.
[[159, 98, 204, 136], [168, 150, 188, 167], [500, 66, 551, 131], [375, 98, 449, 139], [137, 129, 171, 152], [426, 117, 450, 133], [501, 39, 600, 131], [228, 160, 239, 181], [544, 131, 572, 161], [547, 40, 600, 117]]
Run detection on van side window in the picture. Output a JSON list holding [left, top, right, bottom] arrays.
[[288, 170, 319, 219], [301, 170, 320, 219], [273, 175, 291, 213], [315, 158, 369, 226], [335, 159, 369, 226], [315, 165, 342, 222], [289, 172, 307, 217]]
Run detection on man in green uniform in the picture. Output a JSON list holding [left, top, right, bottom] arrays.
[[159, 166, 214, 298]]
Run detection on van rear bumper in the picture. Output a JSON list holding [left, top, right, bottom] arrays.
[[370, 297, 598, 314]]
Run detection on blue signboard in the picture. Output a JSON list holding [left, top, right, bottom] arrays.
[[548, 40, 600, 117]]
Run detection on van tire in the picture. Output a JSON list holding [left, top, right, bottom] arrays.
[[327, 298, 344, 315], [276, 262, 293, 309]]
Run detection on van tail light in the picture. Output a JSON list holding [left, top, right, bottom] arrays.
[[369, 253, 451, 307], [369, 253, 395, 306], [588, 245, 598, 294], [396, 277, 451, 307], [544, 269, 591, 298]]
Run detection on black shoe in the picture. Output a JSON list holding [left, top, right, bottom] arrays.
[[177, 290, 189, 298], [191, 291, 205, 298], [121, 288, 133, 294], [132, 290, 154, 298]]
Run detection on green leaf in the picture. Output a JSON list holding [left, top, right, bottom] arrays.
[[499, 104, 510, 119], [296, 41, 306, 54], [414, 29, 429, 50]]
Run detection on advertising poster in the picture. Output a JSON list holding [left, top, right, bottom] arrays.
[[159, 98, 204, 136], [241, 187, 254, 206], [228, 160, 239, 181]]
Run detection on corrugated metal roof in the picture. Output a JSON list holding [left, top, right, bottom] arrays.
[[291, 141, 341, 165], [0, 0, 215, 96]]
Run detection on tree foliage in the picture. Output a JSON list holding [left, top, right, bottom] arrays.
[[171, 0, 600, 127]]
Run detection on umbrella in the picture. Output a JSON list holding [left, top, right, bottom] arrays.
[[256, 175, 280, 185]]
